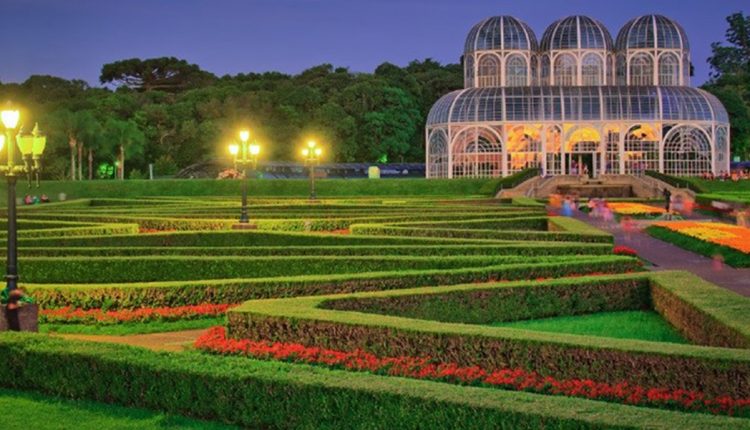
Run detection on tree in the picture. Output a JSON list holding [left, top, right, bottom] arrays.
[[100, 57, 216, 92], [705, 12, 750, 159], [45, 110, 100, 180], [103, 118, 145, 179]]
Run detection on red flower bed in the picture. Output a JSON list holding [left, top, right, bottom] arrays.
[[41, 304, 235, 325], [613, 245, 638, 257], [139, 228, 177, 234], [196, 326, 750, 417]]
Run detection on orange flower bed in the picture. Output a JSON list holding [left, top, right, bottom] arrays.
[[608, 203, 665, 216], [652, 221, 750, 254]]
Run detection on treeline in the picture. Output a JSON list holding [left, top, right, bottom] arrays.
[[0, 59, 462, 179]]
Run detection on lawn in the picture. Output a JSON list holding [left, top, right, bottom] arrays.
[[492, 310, 688, 343], [0, 388, 234, 430]]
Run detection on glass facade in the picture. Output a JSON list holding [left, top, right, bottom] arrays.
[[430, 14, 730, 178]]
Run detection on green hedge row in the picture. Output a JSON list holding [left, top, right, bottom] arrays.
[[645, 225, 750, 267], [350, 224, 612, 243], [24, 257, 640, 309], [650, 271, 750, 348], [17, 255, 574, 283], [0, 177, 508, 201], [8, 230, 501, 249], [0, 223, 139, 238], [394, 216, 549, 231], [1, 334, 741, 429], [7, 243, 612, 258], [322, 277, 651, 324], [227, 273, 750, 398]]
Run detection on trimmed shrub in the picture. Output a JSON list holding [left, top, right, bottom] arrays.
[[0, 333, 741, 429]]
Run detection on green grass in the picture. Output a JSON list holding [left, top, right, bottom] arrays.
[[0, 388, 234, 430], [40, 318, 224, 335], [493, 310, 688, 344]]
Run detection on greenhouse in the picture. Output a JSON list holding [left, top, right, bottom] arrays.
[[426, 15, 730, 178]]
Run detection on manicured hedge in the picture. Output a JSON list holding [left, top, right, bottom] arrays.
[[17, 255, 574, 283], [646, 225, 750, 267], [227, 273, 750, 398], [9, 230, 504, 248], [650, 271, 750, 348], [322, 277, 651, 324], [350, 224, 612, 243], [0, 177, 508, 201], [0, 334, 742, 429], [23, 256, 640, 309], [8, 243, 613, 258]]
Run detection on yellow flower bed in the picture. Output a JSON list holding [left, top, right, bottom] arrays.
[[653, 221, 750, 254], [608, 203, 666, 216]]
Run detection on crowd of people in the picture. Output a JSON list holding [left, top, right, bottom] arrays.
[[23, 194, 50, 205]]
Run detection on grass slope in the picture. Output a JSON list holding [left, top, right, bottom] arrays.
[[493, 310, 688, 344]]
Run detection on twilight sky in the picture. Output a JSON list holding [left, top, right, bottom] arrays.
[[1, 0, 746, 86]]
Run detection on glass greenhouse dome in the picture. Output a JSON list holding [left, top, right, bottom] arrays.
[[427, 14, 730, 179]]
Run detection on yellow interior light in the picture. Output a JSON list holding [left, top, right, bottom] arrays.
[[249, 144, 260, 156], [302, 148, 309, 157], [314, 147, 322, 156], [307, 140, 316, 148], [229, 144, 239, 155]]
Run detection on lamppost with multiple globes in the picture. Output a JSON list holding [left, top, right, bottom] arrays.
[[1, 108, 46, 295], [229, 129, 260, 224], [301, 140, 322, 200]]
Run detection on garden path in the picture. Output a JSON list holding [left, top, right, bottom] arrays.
[[57, 329, 207, 352], [570, 211, 750, 297]]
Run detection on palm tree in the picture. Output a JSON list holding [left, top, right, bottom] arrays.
[[103, 118, 145, 179], [47, 110, 100, 180]]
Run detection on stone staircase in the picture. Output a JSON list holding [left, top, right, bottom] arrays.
[[497, 174, 695, 200]]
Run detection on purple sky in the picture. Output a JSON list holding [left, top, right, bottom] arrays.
[[1, 0, 746, 86]]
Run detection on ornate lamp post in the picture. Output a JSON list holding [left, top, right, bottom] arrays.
[[1, 109, 45, 292], [301, 140, 322, 200], [229, 129, 260, 224]]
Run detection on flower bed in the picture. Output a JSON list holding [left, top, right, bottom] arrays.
[[196, 326, 750, 417], [608, 203, 665, 216], [40, 303, 235, 325], [652, 221, 750, 254]]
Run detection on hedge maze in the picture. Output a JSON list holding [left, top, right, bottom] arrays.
[[1, 196, 749, 429]]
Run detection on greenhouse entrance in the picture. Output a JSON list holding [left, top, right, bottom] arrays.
[[566, 139, 601, 178]]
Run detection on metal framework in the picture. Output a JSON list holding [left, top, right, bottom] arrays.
[[428, 14, 730, 178]]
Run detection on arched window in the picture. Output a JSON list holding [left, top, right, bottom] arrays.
[[428, 129, 449, 178], [616, 54, 627, 85], [505, 55, 527, 87], [629, 54, 653, 86], [451, 127, 503, 178], [554, 54, 577, 86], [663, 125, 711, 176], [581, 54, 603, 86], [659, 53, 680, 86], [477, 55, 501, 87], [464, 55, 475, 87], [540, 55, 551, 86]]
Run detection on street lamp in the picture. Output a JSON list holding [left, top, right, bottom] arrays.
[[0, 106, 46, 331], [229, 129, 260, 225], [301, 140, 322, 200]]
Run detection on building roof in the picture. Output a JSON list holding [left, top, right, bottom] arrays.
[[616, 14, 689, 51], [464, 16, 538, 53], [540, 15, 613, 51], [427, 86, 728, 126]]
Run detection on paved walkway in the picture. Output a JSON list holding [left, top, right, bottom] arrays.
[[57, 328, 207, 352], [571, 210, 750, 297]]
